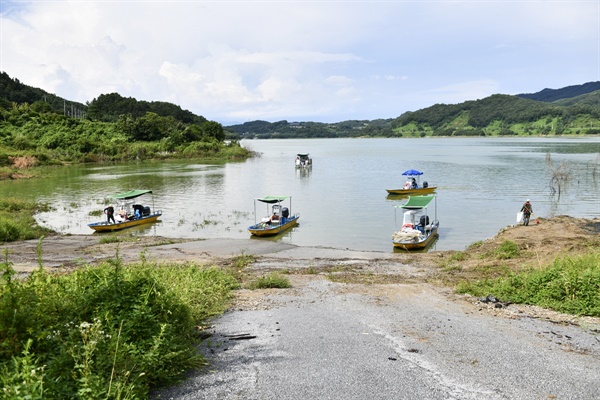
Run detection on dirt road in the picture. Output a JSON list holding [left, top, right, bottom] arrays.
[[151, 275, 600, 400]]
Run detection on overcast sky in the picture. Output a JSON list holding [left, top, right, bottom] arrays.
[[1, 1, 598, 125]]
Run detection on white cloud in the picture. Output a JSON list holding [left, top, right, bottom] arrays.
[[424, 80, 501, 104], [1, 0, 598, 123]]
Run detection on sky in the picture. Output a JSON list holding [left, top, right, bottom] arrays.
[[1, 1, 598, 126]]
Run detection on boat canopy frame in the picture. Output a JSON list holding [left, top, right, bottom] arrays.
[[256, 195, 289, 204], [397, 195, 435, 209], [111, 189, 153, 200], [109, 189, 155, 214], [401, 169, 424, 186], [253, 195, 293, 224], [394, 195, 437, 226]]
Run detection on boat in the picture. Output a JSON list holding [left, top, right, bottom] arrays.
[[248, 196, 300, 236], [88, 189, 162, 232], [392, 195, 439, 250], [386, 169, 437, 195], [295, 153, 312, 168]]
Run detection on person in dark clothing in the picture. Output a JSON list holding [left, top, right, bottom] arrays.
[[520, 199, 533, 226], [104, 205, 115, 224], [411, 178, 418, 189]]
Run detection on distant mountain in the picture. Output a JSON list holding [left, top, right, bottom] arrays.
[[552, 89, 600, 107], [229, 82, 600, 138], [226, 119, 394, 139], [517, 81, 600, 102], [388, 87, 600, 137], [2, 70, 599, 138]]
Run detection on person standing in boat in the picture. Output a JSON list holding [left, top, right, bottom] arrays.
[[520, 199, 533, 226], [104, 205, 115, 224]]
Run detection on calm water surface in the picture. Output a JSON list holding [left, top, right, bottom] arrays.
[[2, 137, 598, 252]]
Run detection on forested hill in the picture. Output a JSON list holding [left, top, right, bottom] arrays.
[[389, 91, 600, 137], [0, 71, 87, 117], [228, 82, 600, 138], [0, 72, 249, 170], [0, 72, 207, 125]]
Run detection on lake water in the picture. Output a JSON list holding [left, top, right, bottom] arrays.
[[2, 137, 598, 252]]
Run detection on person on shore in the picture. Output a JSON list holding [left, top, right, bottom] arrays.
[[520, 199, 533, 226], [104, 205, 115, 224]]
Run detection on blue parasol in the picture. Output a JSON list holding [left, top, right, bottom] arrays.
[[401, 169, 423, 176]]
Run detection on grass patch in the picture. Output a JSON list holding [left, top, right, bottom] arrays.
[[456, 250, 600, 316], [247, 272, 291, 289], [440, 264, 463, 273], [0, 254, 239, 399], [88, 209, 103, 217], [466, 241, 483, 250], [487, 240, 520, 260], [449, 251, 468, 262], [98, 234, 139, 245], [0, 198, 53, 243], [230, 253, 255, 270]]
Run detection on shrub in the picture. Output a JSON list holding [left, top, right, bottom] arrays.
[[456, 251, 600, 316], [493, 240, 520, 259], [0, 260, 239, 398]]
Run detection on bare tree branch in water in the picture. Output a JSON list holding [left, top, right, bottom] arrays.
[[545, 153, 572, 197], [590, 154, 599, 183]]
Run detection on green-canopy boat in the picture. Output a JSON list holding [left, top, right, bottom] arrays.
[[248, 196, 300, 237], [392, 195, 439, 250], [88, 189, 162, 232]]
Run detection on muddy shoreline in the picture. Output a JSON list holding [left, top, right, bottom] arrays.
[[2, 215, 598, 277]]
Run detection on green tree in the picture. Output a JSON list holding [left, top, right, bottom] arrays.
[[202, 121, 225, 141]]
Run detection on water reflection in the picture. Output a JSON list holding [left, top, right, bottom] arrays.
[[91, 221, 163, 237], [295, 167, 312, 179]]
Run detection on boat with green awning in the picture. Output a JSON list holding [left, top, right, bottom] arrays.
[[392, 195, 439, 250], [248, 196, 300, 236], [88, 189, 162, 232], [295, 153, 312, 168]]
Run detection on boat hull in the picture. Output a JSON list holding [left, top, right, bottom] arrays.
[[392, 224, 439, 250], [248, 216, 299, 236], [386, 186, 437, 195], [88, 213, 162, 232]]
